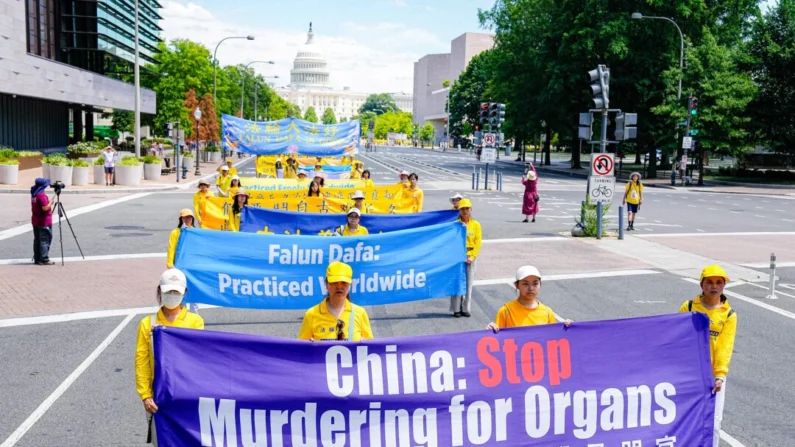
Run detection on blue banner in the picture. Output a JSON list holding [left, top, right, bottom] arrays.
[[153, 313, 715, 446], [240, 207, 460, 235], [223, 114, 360, 157], [174, 223, 466, 309]]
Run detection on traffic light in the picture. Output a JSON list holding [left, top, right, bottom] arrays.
[[497, 103, 506, 128], [165, 122, 173, 137], [690, 96, 698, 116], [488, 103, 499, 126], [479, 102, 489, 127], [615, 113, 638, 141], [588, 65, 610, 109]]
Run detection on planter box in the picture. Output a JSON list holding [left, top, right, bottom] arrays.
[[115, 165, 141, 186], [42, 162, 50, 179], [49, 165, 73, 186], [144, 163, 162, 181], [18, 155, 43, 171], [93, 165, 106, 185], [72, 166, 90, 186], [207, 151, 222, 162], [0, 164, 19, 185], [80, 156, 99, 166], [67, 152, 102, 160]]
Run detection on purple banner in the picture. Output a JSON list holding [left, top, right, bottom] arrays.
[[153, 313, 715, 446]]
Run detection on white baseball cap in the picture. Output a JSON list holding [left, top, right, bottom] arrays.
[[450, 193, 463, 202], [159, 268, 187, 294], [348, 208, 361, 216], [221, 165, 230, 171], [400, 170, 409, 176], [515, 265, 541, 281], [352, 190, 365, 199]]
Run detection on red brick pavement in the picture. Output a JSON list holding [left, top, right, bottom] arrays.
[[0, 258, 165, 319]]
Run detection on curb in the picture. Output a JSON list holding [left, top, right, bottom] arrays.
[[0, 157, 252, 195]]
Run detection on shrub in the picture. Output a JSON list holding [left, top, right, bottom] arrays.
[[44, 153, 71, 166], [72, 159, 90, 168], [143, 155, 162, 164], [67, 142, 102, 155], [0, 147, 17, 159], [0, 157, 20, 165], [16, 151, 42, 158], [119, 156, 142, 167], [575, 203, 612, 238], [94, 157, 106, 166], [182, 151, 195, 158], [205, 145, 221, 153]]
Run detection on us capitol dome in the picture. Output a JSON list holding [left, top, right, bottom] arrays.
[[276, 23, 413, 122]]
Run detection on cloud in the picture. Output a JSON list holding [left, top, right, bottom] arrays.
[[394, 0, 408, 6], [158, 1, 443, 93]]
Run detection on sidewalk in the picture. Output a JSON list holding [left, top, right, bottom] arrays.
[[0, 156, 252, 194]]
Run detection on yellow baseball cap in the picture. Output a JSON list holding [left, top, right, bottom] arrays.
[[458, 198, 472, 209], [326, 261, 353, 284], [700, 264, 730, 282], [226, 157, 233, 162], [179, 208, 194, 218]]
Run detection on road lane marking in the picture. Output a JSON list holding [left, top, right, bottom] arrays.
[[683, 278, 795, 321], [0, 252, 165, 265], [720, 429, 749, 447], [0, 313, 136, 447], [638, 231, 795, 238], [741, 261, 795, 268], [742, 282, 795, 299], [474, 269, 660, 286], [0, 192, 152, 241]]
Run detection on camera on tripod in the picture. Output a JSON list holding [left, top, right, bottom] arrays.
[[50, 181, 65, 195]]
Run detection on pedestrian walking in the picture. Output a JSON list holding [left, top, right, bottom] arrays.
[[166, 209, 195, 269], [229, 189, 250, 232], [135, 268, 204, 446], [100, 146, 116, 186], [522, 163, 539, 223], [193, 179, 214, 227], [450, 199, 481, 318], [407, 173, 424, 212], [335, 208, 368, 236], [487, 266, 571, 332], [298, 261, 374, 341], [622, 172, 643, 230], [30, 178, 54, 265], [679, 264, 737, 447]]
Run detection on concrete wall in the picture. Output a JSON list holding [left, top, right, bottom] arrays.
[[412, 53, 450, 126], [450, 33, 495, 78], [0, 0, 156, 113]]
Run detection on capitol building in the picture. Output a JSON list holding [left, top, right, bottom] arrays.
[[276, 24, 412, 122]]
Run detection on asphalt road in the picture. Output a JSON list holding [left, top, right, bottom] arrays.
[[1, 147, 795, 446]]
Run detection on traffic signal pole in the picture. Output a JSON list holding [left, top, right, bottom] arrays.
[[600, 110, 608, 154]]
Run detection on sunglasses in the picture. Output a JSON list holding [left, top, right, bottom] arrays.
[[336, 319, 345, 341]]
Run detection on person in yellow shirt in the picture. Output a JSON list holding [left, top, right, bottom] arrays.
[[351, 161, 364, 179], [397, 170, 410, 187], [407, 173, 424, 212], [361, 170, 375, 188], [679, 264, 737, 447], [349, 190, 369, 214], [217, 157, 237, 177], [166, 209, 195, 268], [335, 208, 369, 236], [229, 189, 249, 232], [298, 261, 374, 341], [228, 175, 241, 198], [193, 180, 214, 226], [622, 172, 643, 231], [216, 166, 232, 197], [450, 193, 463, 210], [450, 199, 481, 317], [284, 157, 297, 179], [135, 268, 204, 444], [487, 266, 571, 332]]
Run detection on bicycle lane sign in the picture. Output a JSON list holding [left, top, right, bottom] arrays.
[[587, 176, 616, 205]]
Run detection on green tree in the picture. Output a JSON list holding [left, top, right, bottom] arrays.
[[106, 110, 134, 134], [449, 50, 496, 138], [419, 122, 435, 142], [321, 107, 337, 124], [351, 111, 377, 136], [340, 117, 348, 122], [747, 0, 795, 157], [358, 93, 398, 115], [374, 111, 413, 139], [303, 106, 318, 123]]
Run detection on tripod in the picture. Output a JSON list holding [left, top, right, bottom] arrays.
[[52, 193, 85, 266]]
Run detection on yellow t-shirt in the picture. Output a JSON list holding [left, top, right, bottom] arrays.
[[338, 225, 369, 236], [409, 187, 424, 213], [216, 175, 232, 196], [362, 179, 375, 189], [166, 227, 180, 268], [495, 299, 558, 328], [348, 203, 369, 214], [298, 299, 373, 341], [217, 165, 238, 177], [459, 218, 483, 259], [193, 190, 214, 222], [679, 296, 737, 379], [229, 212, 241, 232], [134, 307, 204, 400], [625, 182, 644, 205]]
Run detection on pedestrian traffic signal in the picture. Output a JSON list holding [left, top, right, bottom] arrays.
[[615, 112, 638, 141], [165, 122, 173, 137], [588, 65, 610, 109]]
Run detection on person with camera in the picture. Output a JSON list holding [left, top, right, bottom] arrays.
[[100, 146, 116, 186], [30, 178, 54, 265]]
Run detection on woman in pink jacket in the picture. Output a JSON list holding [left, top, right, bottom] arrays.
[[521, 163, 539, 223]]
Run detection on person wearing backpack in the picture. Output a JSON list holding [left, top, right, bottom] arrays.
[[679, 264, 737, 447]]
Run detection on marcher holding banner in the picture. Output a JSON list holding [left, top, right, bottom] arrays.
[[335, 208, 368, 236], [228, 176, 241, 198], [407, 173, 424, 212], [228, 189, 250, 232], [450, 192, 463, 210], [450, 199, 481, 318], [297, 261, 373, 341], [307, 180, 322, 197], [488, 266, 571, 332], [285, 157, 297, 179], [350, 160, 364, 179], [192, 180, 213, 226], [166, 209, 195, 269], [216, 157, 237, 177], [397, 170, 409, 187], [679, 264, 737, 447], [350, 190, 368, 214], [135, 268, 204, 445]]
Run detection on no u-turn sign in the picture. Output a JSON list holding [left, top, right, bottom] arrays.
[[591, 154, 615, 176]]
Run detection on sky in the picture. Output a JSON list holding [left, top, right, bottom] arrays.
[[159, 0, 497, 93]]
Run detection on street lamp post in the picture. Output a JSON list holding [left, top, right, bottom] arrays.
[[212, 35, 255, 156], [133, 0, 141, 157], [632, 13, 684, 159], [193, 107, 202, 176], [240, 61, 275, 119]]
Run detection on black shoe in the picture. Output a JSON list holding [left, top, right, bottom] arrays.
[[627, 225, 632, 231], [531, 217, 536, 223], [522, 218, 529, 223], [36, 260, 54, 265], [461, 312, 471, 318], [453, 312, 462, 318]]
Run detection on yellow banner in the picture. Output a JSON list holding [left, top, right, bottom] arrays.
[[241, 178, 404, 198], [201, 196, 416, 231]]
